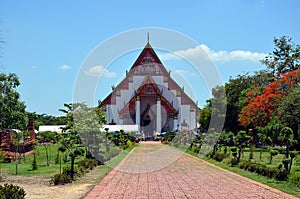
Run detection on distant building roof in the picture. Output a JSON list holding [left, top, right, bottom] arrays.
[[101, 125, 138, 133], [38, 125, 66, 133]]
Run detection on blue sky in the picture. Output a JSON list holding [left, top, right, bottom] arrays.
[[1, 0, 300, 116]]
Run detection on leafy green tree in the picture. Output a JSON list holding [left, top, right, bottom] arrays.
[[256, 131, 267, 161], [0, 73, 27, 129], [278, 127, 297, 173], [279, 127, 295, 159], [31, 141, 38, 171], [261, 116, 283, 145], [72, 104, 107, 163], [59, 103, 85, 180], [269, 149, 278, 164], [27, 112, 67, 130], [224, 71, 273, 133], [11, 132, 22, 175], [40, 131, 56, 166], [198, 100, 211, 131], [235, 130, 251, 163], [209, 86, 226, 134], [278, 85, 300, 143], [261, 36, 300, 76]]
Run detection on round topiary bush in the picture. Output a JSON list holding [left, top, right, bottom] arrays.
[[50, 173, 72, 185], [0, 183, 26, 199]]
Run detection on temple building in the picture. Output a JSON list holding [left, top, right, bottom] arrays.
[[99, 40, 198, 137]]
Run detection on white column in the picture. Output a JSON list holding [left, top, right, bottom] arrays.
[[173, 115, 178, 131], [135, 96, 140, 134], [156, 96, 161, 133]]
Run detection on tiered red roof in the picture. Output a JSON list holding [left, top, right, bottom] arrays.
[[99, 41, 197, 110]]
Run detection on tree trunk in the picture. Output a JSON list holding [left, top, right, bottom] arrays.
[[70, 155, 75, 180], [285, 138, 289, 159], [289, 157, 294, 173], [237, 147, 242, 163], [293, 126, 299, 150]]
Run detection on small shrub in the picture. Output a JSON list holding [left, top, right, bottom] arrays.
[[50, 174, 72, 185], [255, 164, 267, 175], [263, 167, 279, 178], [237, 161, 248, 170], [0, 151, 6, 163], [213, 152, 228, 162], [0, 183, 26, 199], [62, 165, 82, 178], [78, 159, 98, 172], [231, 157, 239, 166], [272, 146, 285, 154], [247, 162, 257, 172], [231, 147, 237, 158], [282, 159, 290, 172], [289, 172, 300, 186], [275, 169, 288, 181]]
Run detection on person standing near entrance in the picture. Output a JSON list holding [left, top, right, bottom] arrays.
[[142, 131, 146, 142]]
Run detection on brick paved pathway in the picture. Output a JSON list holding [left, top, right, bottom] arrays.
[[85, 142, 298, 199]]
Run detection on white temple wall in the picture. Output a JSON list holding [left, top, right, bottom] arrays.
[[190, 110, 196, 130]]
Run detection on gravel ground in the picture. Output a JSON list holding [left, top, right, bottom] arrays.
[[0, 165, 111, 199]]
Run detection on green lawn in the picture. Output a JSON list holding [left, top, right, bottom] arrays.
[[0, 143, 137, 176], [0, 144, 79, 175]]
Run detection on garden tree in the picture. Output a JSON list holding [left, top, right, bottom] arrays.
[[71, 103, 107, 163], [256, 132, 267, 161], [279, 127, 297, 173], [11, 132, 22, 175], [40, 131, 56, 166], [27, 112, 67, 129], [224, 71, 273, 133], [261, 36, 300, 76], [198, 99, 211, 131], [0, 73, 27, 129], [202, 128, 219, 157], [278, 85, 300, 143], [238, 68, 300, 128], [199, 85, 226, 133], [238, 81, 283, 128], [269, 149, 278, 164], [209, 86, 226, 134], [20, 130, 31, 162], [260, 116, 283, 145], [289, 152, 297, 173], [279, 127, 295, 159], [234, 130, 251, 163], [31, 141, 38, 171], [59, 103, 85, 180]]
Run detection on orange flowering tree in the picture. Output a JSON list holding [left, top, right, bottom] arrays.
[[238, 68, 300, 128]]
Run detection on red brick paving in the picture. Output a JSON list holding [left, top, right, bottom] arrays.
[[85, 142, 299, 199]]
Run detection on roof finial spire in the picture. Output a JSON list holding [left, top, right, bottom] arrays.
[[147, 32, 150, 43]]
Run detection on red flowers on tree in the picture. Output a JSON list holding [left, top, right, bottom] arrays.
[[238, 68, 300, 127]]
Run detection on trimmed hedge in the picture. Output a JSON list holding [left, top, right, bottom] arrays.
[[50, 158, 99, 186], [237, 160, 288, 181]]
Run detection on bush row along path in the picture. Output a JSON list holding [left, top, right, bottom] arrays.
[[85, 141, 298, 199]]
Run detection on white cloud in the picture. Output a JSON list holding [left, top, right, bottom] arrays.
[[160, 44, 267, 63], [31, 66, 39, 69], [173, 69, 199, 77], [58, 64, 72, 70], [84, 65, 117, 78]]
